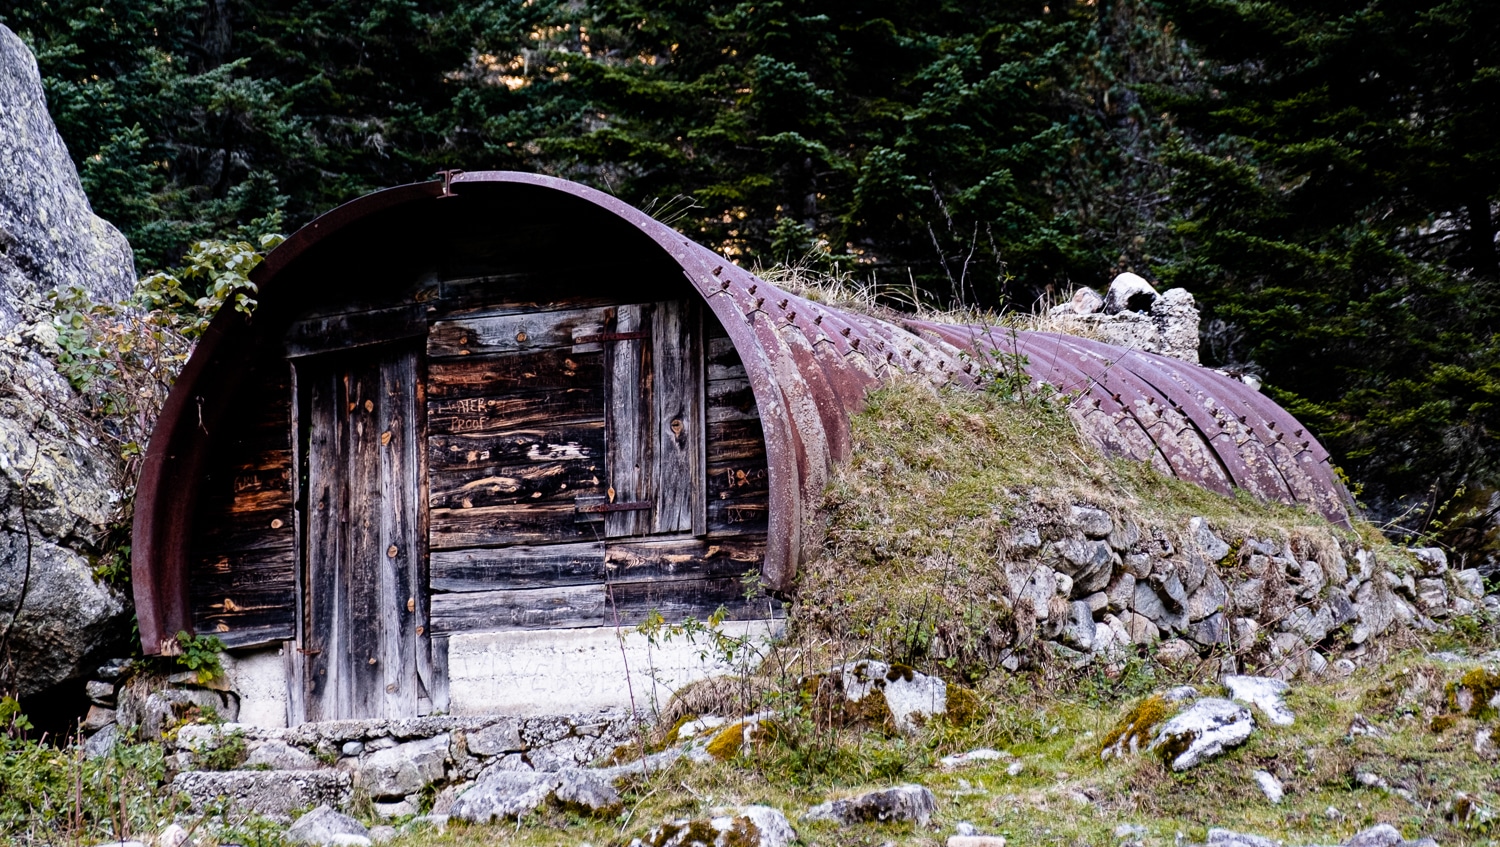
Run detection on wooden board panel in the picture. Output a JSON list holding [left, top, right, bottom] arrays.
[[707, 377, 759, 423], [428, 306, 612, 359], [429, 503, 594, 550], [285, 304, 427, 358], [428, 423, 605, 473], [707, 420, 767, 465], [427, 349, 603, 401], [428, 458, 605, 510], [427, 386, 605, 435], [651, 300, 704, 535], [429, 576, 778, 634], [190, 544, 297, 648], [604, 304, 654, 537], [434, 265, 624, 318], [707, 455, 770, 537], [430, 536, 766, 592], [708, 335, 748, 382]]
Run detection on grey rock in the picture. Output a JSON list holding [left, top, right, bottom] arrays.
[[120, 687, 239, 741], [1252, 770, 1283, 804], [1230, 579, 1265, 616], [1152, 570, 1188, 613], [1122, 552, 1153, 579], [1006, 563, 1057, 619], [1103, 272, 1160, 315], [0, 24, 134, 698], [1206, 830, 1276, 847], [83, 723, 117, 758], [1344, 824, 1404, 847], [1108, 517, 1141, 553], [367, 826, 397, 844], [450, 768, 620, 823], [1120, 611, 1160, 645], [554, 769, 623, 814], [1009, 526, 1043, 555], [1187, 611, 1228, 647], [465, 718, 523, 756], [1133, 580, 1183, 631], [835, 660, 948, 734], [1155, 638, 1197, 666], [372, 799, 418, 819], [86, 680, 115, 704], [245, 739, 318, 770], [1327, 589, 1359, 627], [1187, 569, 1228, 622], [1084, 591, 1110, 614], [1066, 287, 1105, 315], [1060, 601, 1096, 652], [1070, 506, 1114, 539], [1453, 568, 1485, 599], [359, 734, 450, 799], [94, 658, 130, 681], [1230, 617, 1260, 648], [173, 770, 352, 822], [1222, 675, 1294, 726], [1292, 559, 1327, 599], [632, 806, 796, 847], [1410, 547, 1448, 576], [0, 25, 134, 328], [1106, 572, 1137, 611], [803, 784, 937, 826], [938, 748, 1009, 770], [341, 741, 364, 757], [1189, 517, 1231, 563], [1148, 698, 1254, 770], [1415, 579, 1449, 617], [83, 705, 116, 732], [1282, 604, 1335, 644], [1055, 538, 1114, 594], [287, 805, 370, 846], [1352, 579, 1402, 643]]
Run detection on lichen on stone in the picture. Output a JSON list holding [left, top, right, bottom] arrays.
[[1100, 694, 1173, 758]]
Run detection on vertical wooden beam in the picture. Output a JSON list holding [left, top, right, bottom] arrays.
[[605, 304, 656, 537], [378, 347, 421, 718], [651, 300, 704, 534]]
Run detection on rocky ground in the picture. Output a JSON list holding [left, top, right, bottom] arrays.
[[19, 627, 1496, 847]]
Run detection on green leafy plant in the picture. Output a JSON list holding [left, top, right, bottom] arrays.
[[172, 632, 226, 685]]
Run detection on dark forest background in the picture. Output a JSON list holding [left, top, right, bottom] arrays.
[[5, 0, 1499, 541]]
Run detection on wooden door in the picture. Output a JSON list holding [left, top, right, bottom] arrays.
[[299, 344, 430, 721], [602, 300, 705, 538]]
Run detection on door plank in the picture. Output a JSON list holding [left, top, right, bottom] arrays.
[[651, 300, 704, 535], [427, 349, 603, 400], [302, 367, 343, 720], [428, 423, 605, 473], [429, 458, 605, 510], [429, 502, 594, 550], [377, 349, 422, 717], [604, 305, 655, 537], [426, 386, 605, 435]]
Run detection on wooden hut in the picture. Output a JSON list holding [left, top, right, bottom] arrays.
[[131, 172, 1350, 725]]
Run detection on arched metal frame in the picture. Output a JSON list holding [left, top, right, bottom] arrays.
[[131, 172, 1351, 654]]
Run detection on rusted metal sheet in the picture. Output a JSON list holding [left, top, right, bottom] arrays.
[[131, 171, 1352, 655]]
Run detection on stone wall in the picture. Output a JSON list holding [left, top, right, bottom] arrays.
[[1002, 504, 1492, 680]]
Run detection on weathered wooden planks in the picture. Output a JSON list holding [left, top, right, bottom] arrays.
[[430, 537, 765, 592], [428, 307, 611, 359], [427, 388, 605, 435], [604, 304, 654, 537], [189, 358, 296, 646], [429, 576, 777, 634], [703, 328, 769, 538], [428, 458, 604, 510], [285, 305, 427, 358], [429, 502, 593, 550], [651, 300, 705, 535], [301, 346, 426, 722], [428, 423, 604, 473], [427, 349, 603, 400]]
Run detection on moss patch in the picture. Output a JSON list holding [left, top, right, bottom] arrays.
[[1100, 694, 1174, 755], [1445, 667, 1500, 718]]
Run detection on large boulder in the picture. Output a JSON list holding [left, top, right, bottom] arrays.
[[0, 24, 134, 696]]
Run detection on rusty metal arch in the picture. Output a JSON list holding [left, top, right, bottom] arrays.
[[131, 172, 1351, 654]]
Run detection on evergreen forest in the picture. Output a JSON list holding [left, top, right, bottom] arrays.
[[5, 0, 1498, 536]]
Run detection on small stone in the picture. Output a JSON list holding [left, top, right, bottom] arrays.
[[1006, 761, 1024, 776], [1252, 770, 1283, 804], [1155, 639, 1196, 666], [286, 805, 370, 846], [1355, 771, 1388, 789], [95, 658, 130, 681], [803, 784, 936, 826], [1333, 658, 1357, 676], [82, 706, 116, 732], [1415, 579, 1449, 616], [86, 680, 116, 704], [1188, 517, 1231, 562], [1070, 506, 1114, 539], [367, 826, 397, 844], [1344, 824, 1403, 847], [155, 824, 190, 847], [1068, 287, 1105, 315], [1149, 698, 1254, 770], [1102, 272, 1159, 314], [939, 748, 1009, 770], [1222, 675, 1294, 726], [246, 740, 318, 770], [341, 741, 364, 757], [84, 723, 118, 759], [358, 734, 450, 799], [466, 719, 524, 756], [450, 771, 554, 822], [554, 769, 623, 816], [1084, 591, 1110, 614], [1206, 830, 1276, 847], [372, 798, 419, 819], [1410, 547, 1448, 576], [1453, 569, 1485, 599]]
